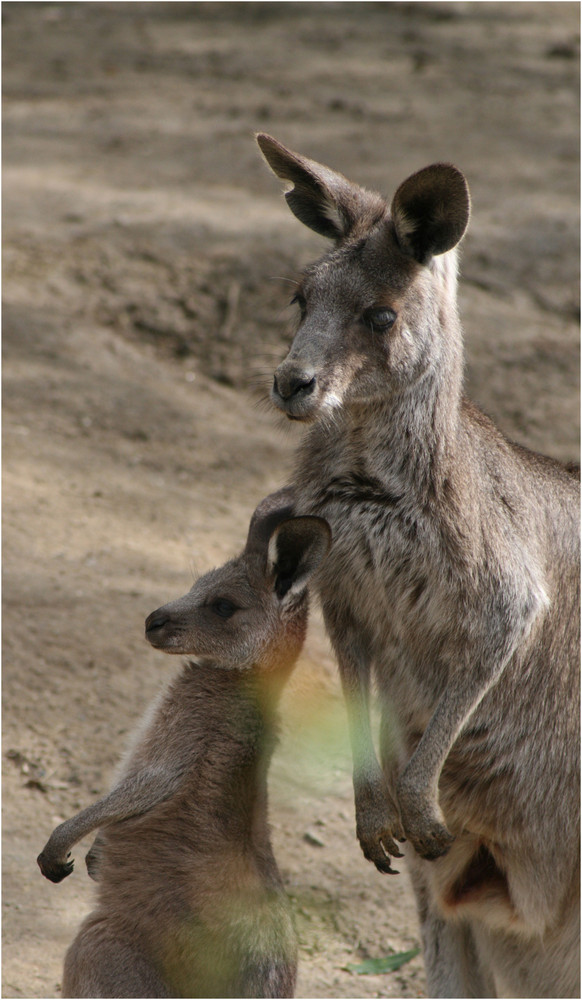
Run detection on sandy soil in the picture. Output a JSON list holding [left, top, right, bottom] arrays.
[[2, 3, 579, 998]]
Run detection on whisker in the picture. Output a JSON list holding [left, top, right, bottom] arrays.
[[251, 395, 273, 414], [188, 555, 201, 583], [267, 276, 301, 287], [251, 351, 286, 363]]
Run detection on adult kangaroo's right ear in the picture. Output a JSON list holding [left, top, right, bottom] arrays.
[[391, 163, 470, 265], [267, 516, 331, 601], [256, 133, 385, 241]]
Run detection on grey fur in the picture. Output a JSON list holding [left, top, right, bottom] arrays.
[[257, 133, 580, 998], [38, 491, 331, 998]]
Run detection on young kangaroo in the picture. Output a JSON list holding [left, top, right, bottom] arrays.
[[37, 490, 331, 999], [257, 134, 580, 998]]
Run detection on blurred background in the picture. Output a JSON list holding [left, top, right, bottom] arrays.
[[3, 4, 579, 997]]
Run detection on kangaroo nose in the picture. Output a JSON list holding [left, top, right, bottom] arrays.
[[273, 365, 316, 402], [145, 608, 170, 637]]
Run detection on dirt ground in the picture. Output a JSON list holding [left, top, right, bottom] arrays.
[[2, 3, 579, 998]]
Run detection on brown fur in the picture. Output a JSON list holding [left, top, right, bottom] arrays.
[[37, 491, 331, 998], [258, 134, 580, 998]]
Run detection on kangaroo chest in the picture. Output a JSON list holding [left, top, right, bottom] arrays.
[[298, 450, 457, 712]]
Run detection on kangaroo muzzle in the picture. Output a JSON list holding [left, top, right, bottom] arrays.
[[272, 360, 318, 420]]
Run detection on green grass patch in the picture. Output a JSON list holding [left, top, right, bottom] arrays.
[[344, 947, 420, 975]]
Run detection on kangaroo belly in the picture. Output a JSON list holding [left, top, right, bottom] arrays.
[[159, 887, 296, 999], [92, 865, 294, 998]]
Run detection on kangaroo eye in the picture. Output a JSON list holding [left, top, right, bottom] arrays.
[[290, 292, 307, 318], [211, 599, 237, 619], [363, 307, 397, 333]]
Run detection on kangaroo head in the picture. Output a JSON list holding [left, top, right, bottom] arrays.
[[145, 489, 331, 671], [257, 134, 470, 421]]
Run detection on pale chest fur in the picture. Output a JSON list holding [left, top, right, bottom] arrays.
[[293, 421, 555, 744], [296, 437, 461, 718]]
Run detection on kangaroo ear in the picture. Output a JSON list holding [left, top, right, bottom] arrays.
[[257, 133, 385, 241], [245, 486, 296, 559], [267, 516, 331, 601], [391, 163, 470, 265]]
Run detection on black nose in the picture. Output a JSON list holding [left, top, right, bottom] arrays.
[[273, 370, 316, 402], [145, 609, 170, 636]]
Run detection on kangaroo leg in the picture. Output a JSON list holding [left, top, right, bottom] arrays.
[[406, 850, 497, 998], [237, 957, 297, 999], [63, 917, 171, 999], [422, 913, 496, 999], [472, 898, 580, 999]]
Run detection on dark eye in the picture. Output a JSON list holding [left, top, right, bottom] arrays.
[[363, 307, 397, 333], [210, 599, 237, 619], [290, 292, 307, 318]]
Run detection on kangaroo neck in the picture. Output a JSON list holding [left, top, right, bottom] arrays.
[[217, 672, 285, 847], [187, 660, 287, 731], [338, 369, 462, 498], [179, 666, 282, 840]]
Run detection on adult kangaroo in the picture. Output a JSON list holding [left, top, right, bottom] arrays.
[[38, 491, 331, 999], [257, 133, 580, 998]]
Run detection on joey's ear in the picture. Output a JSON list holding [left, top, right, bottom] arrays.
[[256, 133, 385, 241], [391, 163, 470, 265], [245, 486, 296, 558], [267, 516, 331, 601]]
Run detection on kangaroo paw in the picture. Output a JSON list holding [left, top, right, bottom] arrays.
[[397, 781, 455, 861], [355, 774, 405, 874], [37, 850, 74, 883]]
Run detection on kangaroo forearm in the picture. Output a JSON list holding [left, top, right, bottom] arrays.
[[333, 635, 377, 771], [395, 638, 524, 860], [340, 657, 391, 788], [43, 800, 116, 861], [38, 766, 182, 882], [402, 591, 542, 798], [399, 672, 498, 798], [335, 646, 404, 869], [345, 686, 377, 772], [414, 570, 544, 780]]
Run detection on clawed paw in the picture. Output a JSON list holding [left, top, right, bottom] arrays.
[[409, 821, 454, 861], [355, 779, 405, 875], [37, 851, 74, 883], [358, 822, 404, 872], [360, 835, 403, 875], [397, 782, 455, 861]]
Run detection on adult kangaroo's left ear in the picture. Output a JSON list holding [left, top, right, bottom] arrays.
[[267, 516, 332, 601], [391, 163, 470, 265], [256, 133, 385, 241]]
